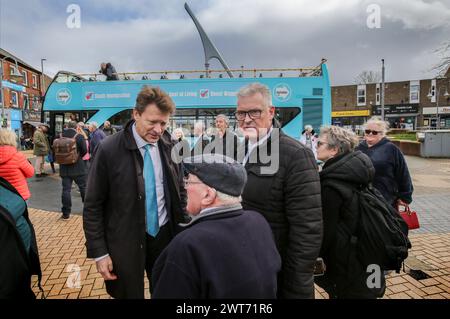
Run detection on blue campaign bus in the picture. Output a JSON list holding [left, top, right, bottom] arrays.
[[42, 64, 331, 140]]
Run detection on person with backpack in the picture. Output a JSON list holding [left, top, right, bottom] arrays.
[[315, 125, 410, 299], [356, 116, 414, 208], [56, 121, 87, 220], [0, 177, 42, 299]]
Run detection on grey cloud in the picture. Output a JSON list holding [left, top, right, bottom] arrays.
[[0, 0, 448, 85]]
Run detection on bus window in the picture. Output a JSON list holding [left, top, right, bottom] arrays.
[[107, 109, 133, 131], [275, 107, 301, 127]]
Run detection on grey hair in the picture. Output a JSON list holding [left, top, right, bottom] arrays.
[[88, 121, 98, 129], [173, 127, 185, 139], [216, 114, 230, 125], [216, 191, 242, 204], [320, 125, 359, 155], [194, 121, 205, 130], [237, 82, 272, 108], [365, 116, 389, 135], [67, 121, 77, 129]]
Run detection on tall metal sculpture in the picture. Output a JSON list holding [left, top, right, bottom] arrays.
[[184, 3, 234, 78]]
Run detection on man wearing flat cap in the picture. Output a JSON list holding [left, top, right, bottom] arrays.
[[151, 154, 281, 298]]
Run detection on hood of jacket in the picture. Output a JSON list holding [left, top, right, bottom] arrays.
[[0, 145, 18, 164], [320, 150, 375, 186]]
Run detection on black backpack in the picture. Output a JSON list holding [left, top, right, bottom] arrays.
[[327, 182, 411, 273]]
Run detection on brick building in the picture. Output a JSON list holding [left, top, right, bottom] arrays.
[[1, 48, 51, 138], [331, 71, 450, 131]]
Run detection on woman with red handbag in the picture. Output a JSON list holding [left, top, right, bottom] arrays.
[[356, 116, 414, 210]]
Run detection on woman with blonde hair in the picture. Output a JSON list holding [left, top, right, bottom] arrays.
[[77, 122, 90, 167], [0, 129, 34, 200], [356, 116, 413, 208]]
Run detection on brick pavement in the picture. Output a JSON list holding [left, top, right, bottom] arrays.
[[28, 209, 450, 299]]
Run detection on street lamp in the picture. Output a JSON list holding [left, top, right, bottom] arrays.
[[427, 81, 450, 129], [0, 55, 24, 128], [40, 58, 46, 99]]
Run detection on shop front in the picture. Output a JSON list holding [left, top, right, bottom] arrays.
[[372, 104, 419, 129], [22, 110, 43, 139], [422, 106, 450, 128], [331, 109, 371, 133]]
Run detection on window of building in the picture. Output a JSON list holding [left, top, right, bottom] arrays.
[[11, 91, 18, 107], [23, 94, 29, 110], [410, 81, 420, 103], [32, 74, 38, 89], [10, 65, 19, 83], [430, 79, 436, 103], [357, 84, 366, 106], [21, 70, 28, 86], [376, 84, 380, 105]]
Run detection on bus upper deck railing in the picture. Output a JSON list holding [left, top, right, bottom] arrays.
[[53, 62, 327, 83]]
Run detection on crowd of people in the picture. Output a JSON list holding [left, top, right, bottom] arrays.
[[0, 82, 414, 300]]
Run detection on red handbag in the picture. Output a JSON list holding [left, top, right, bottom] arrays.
[[398, 205, 420, 230]]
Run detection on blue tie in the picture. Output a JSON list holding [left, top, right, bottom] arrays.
[[144, 144, 159, 237]]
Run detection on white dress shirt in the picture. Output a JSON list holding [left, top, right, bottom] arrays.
[[243, 126, 273, 165], [95, 124, 168, 262]]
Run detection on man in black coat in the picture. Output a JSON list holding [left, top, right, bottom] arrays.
[[83, 86, 188, 299], [236, 83, 323, 299], [60, 120, 88, 220], [152, 154, 281, 298], [209, 114, 240, 160]]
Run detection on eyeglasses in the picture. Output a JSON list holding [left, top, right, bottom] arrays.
[[234, 110, 262, 121], [364, 130, 382, 136], [317, 141, 328, 147], [183, 179, 204, 187]]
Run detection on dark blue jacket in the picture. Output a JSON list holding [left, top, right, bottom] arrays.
[[89, 129, 106, 160], [151, 208, 281, 298], [356, 138, 413, 205]]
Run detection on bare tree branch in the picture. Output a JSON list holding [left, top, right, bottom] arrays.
[[431, 41, 450, 77], [354, 70, 381, 84]]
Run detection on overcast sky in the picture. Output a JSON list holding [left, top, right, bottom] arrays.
[[0, 0, 449, 85]]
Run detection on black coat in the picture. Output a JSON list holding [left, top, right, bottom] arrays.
[[317, 151, 386, 298], [191, 134, 210, 156], [59, 128, 88, 177], [210, 130, 240, 160], [0, 177, 41, 299], [356, 138, 413, 206], [83, 120, 188, 298], [241, 129, 323, 299], [152, 208, 281, 298]]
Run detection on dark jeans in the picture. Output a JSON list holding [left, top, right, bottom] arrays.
[[144, 223, 172, 294], [61, 175, 87, 217]]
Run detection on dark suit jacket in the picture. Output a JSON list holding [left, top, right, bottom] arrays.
[[83, 120, 187, 298]]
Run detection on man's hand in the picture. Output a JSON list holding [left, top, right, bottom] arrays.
[[397, 199, 409, 208], [96, 256, 118, 281]]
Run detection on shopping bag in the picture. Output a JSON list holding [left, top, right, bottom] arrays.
[[398, 205, 420, 230]]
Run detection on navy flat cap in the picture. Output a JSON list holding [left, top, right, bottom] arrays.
[[183, 154, 247, 196]]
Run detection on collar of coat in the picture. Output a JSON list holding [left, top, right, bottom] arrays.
[[178, 203, 243, 228], [123, 119, 174, 151]]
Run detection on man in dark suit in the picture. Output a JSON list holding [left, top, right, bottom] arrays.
[[83, 86, 188, 299]]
